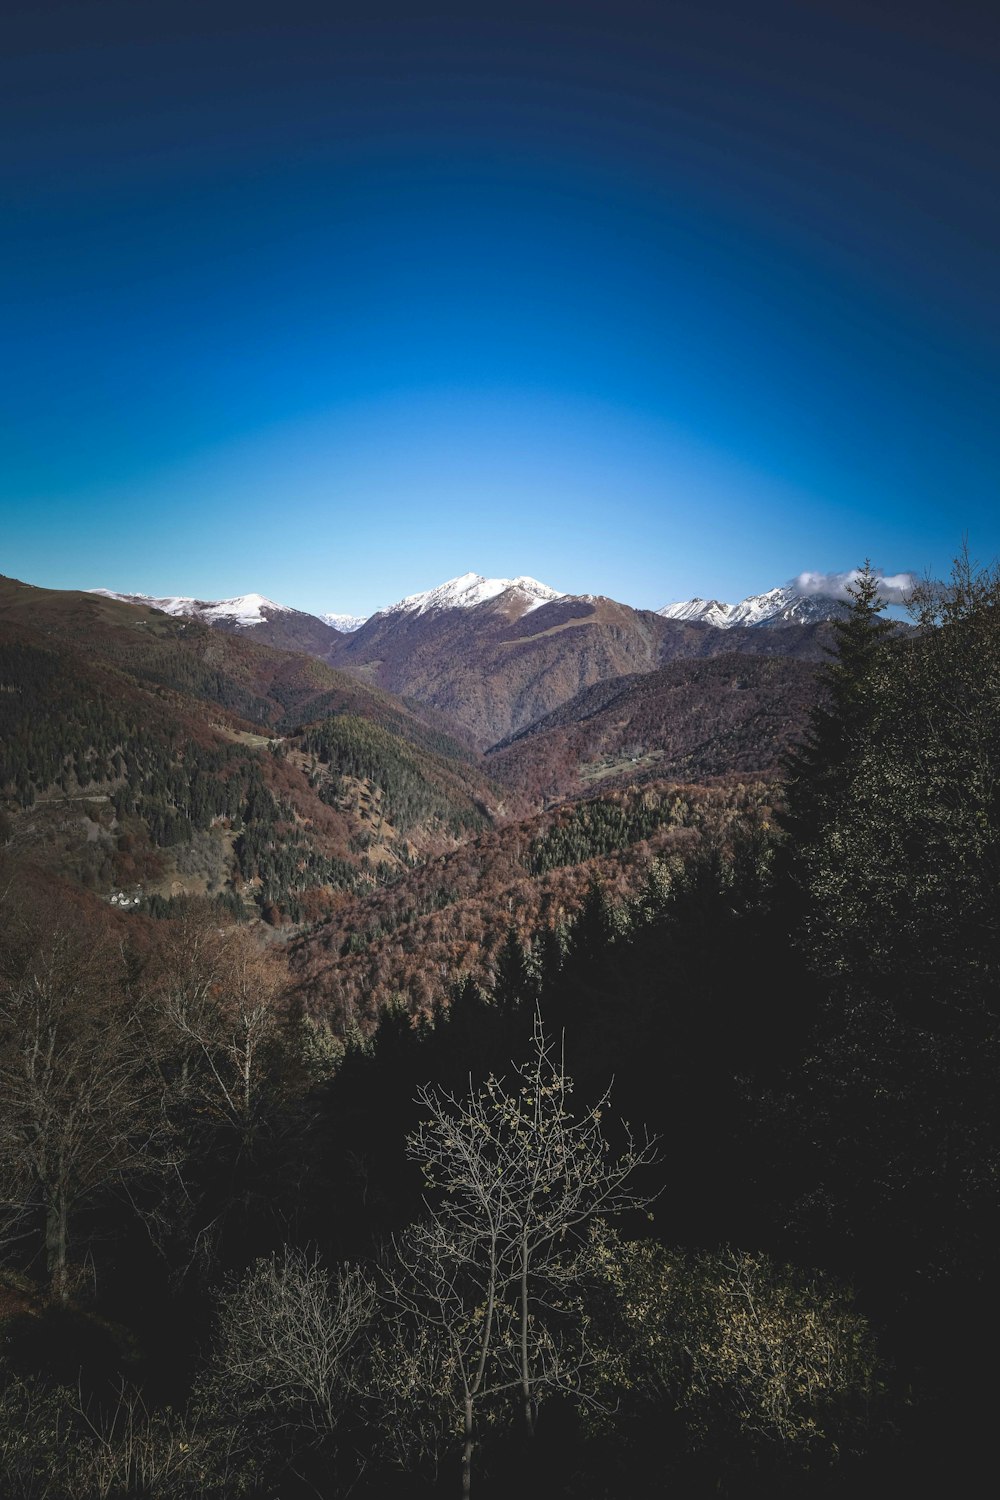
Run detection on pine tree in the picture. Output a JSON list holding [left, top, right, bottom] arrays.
[[565, 878, 617, 970], [780, 561, 894, 849], [492, 925, 535, 1016], [780, 554, 1000, 990]]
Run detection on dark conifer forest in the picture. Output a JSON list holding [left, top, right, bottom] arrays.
[[1, 560, 998, 1498]]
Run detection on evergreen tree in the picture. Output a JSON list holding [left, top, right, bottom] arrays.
[[564, 878, 618, 971], [780, 561, 894, 850], [535, 921, 567, 1009], [771, 553, 1000, 1298], [781, 553, 1000, 993], [492, 925, 535, 1016]]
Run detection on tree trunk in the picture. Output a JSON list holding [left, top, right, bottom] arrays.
[[462, 1392, 474, 1500], [520, 1238, 535, 1437], [45, 1193, 69, 1303]]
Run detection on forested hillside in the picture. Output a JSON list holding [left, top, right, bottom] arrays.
[[487, 653, 822, 800], [1, 561, 998, 1498], [288, 778, 773, 1031], [0, 577, 501, 923], [0, 577, 479, 753]]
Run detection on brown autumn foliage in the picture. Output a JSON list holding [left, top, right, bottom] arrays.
[[289, 778, 776, 1032]]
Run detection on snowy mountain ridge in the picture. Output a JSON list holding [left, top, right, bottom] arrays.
[[88, 589, 300, 627], [660, 583, 849, 629], [87, 574, 563, 631], [90, 568, 913, 637], [658, 570, 915, 629], [321, 612, 369, 634], [657, 597, 741, 628], [375, 572, 563, 619], [91, 588, 368, 634]]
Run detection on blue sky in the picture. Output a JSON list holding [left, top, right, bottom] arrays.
[[2, 1, 998, 616]]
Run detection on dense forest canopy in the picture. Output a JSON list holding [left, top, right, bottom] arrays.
[[1, 558, 998, 1497]]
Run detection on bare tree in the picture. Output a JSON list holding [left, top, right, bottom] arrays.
[[156, 924, 284, 1151], [385, 1016, 658, 1497], [144, 922, 302, 1276], [207, 1247, 375, 1448], [0, 927, 163, 1301]]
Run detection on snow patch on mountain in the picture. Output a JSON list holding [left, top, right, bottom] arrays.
[[729, 586, 813, 627], [379, 573, 563, 618], [200, 593, 296, 626]]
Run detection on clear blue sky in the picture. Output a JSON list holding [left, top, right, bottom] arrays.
[[2, 1, 998, 616]]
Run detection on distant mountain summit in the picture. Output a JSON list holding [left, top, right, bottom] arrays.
[[87, 587, 346, 657], [656, 597, 739, 628], [321, 612, 368, 634], [659, 582, 851, 629], [88, 588, 298, 627], [376, 572, 563, 619]]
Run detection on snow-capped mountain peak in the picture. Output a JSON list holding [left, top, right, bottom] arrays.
[[657, 597, 740, 628], [200, 593, 296, 626], [322, 612, 368, 633], [88, 588, 297, 627], [658, 582, 850, 630], [380, 573, 563, 618]]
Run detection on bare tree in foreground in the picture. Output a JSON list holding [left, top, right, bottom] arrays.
[[148, 919, 299, 1278], [156, 923, 284, 1153], [384, 1016, 658, 1498], [209, 1247, 375, 1443], [0, 925, 162, 1302]]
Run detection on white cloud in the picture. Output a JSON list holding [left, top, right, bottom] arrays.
[[792, 568, 916, 604]]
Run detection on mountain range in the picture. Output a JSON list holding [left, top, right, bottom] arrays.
[[658, 583, 851, 628], [91, 571, 866, 636], [87, 572, 871, 746]]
